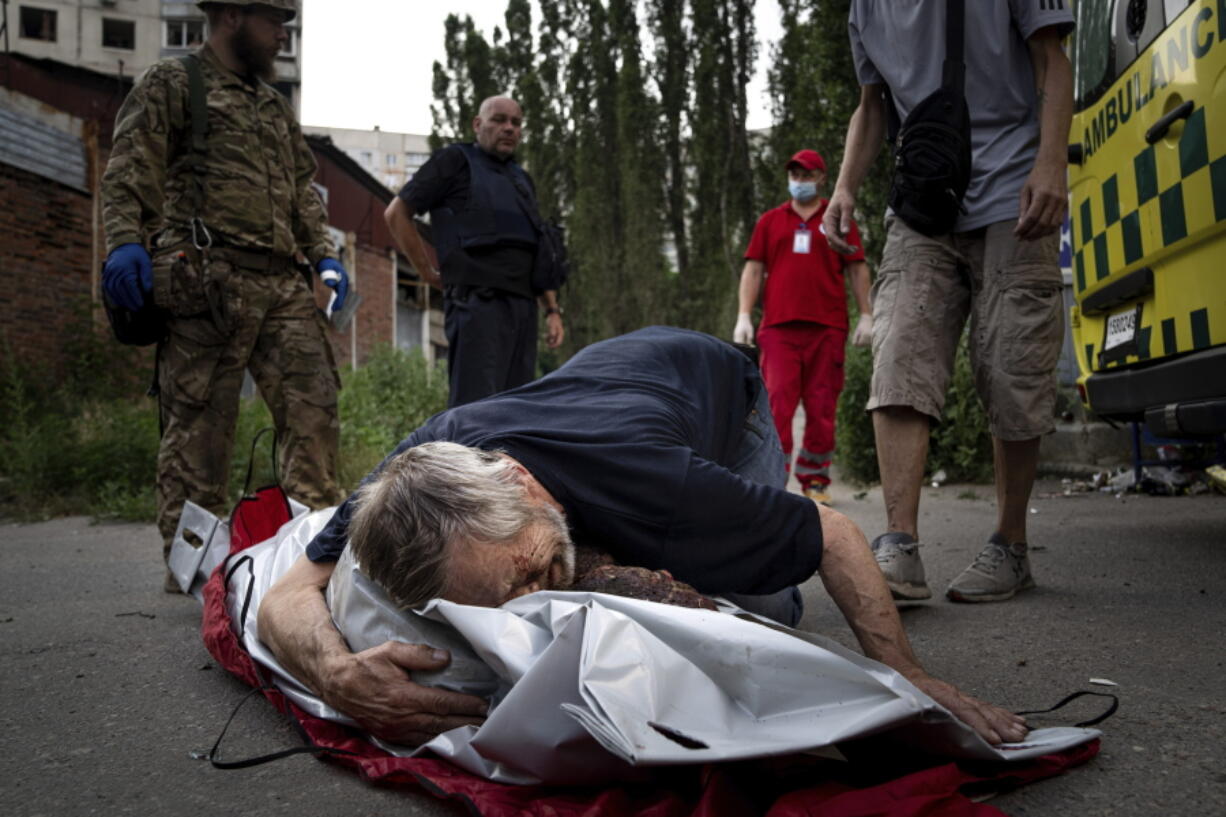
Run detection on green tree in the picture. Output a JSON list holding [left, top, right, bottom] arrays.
[[429, 15, 500, 149], [609, 0, 669, 331], [562, 0, 624, 348], [646, 0, 690, 281], [683, 0, 758, 336], [527, 0, 578, 223]]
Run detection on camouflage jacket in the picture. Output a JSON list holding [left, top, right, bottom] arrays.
[[102, 44, 333, 264]]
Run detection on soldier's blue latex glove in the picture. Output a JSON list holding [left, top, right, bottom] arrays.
[[317, 258, 349, 316], [102, 243, 153, 311]]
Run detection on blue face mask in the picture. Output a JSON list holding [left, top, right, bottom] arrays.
[[789, 180, 818, 202]]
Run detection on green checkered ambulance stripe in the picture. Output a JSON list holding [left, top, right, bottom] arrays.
[[1072, 104, 1224, 296], [1073, 103, 1222, 369], [1082, 307, 1212, 369]]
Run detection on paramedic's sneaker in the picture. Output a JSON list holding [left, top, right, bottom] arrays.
[[946, 535, 1035, 603], [803, 485, 832, 505], [870, 532, 931, 600]]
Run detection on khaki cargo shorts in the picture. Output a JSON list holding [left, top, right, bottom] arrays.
[[868, 215, 1063, 440]]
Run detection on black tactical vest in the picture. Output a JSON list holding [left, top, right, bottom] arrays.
[[429, 144, 538, 268]]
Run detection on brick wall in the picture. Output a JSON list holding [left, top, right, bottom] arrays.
[[353, 245, 394, 365], [0, 161, 103, 377]]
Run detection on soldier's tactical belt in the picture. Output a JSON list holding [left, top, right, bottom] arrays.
[[209, 246, 297, 274]]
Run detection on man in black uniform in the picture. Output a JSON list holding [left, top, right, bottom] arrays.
[[384, 96, 564, 407]]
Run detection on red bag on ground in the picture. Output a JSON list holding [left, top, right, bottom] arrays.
[[200, 545, 1098, 817], [229, 427, 293, 554]]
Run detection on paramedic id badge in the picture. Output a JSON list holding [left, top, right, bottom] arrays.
[[793, 224, 811, 254]]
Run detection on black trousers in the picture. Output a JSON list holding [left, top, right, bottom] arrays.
[[443, 286, 538, 408]]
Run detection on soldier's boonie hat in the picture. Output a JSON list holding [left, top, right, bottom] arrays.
[[786, 149, 826, 172], [196, 0, 297, 22]]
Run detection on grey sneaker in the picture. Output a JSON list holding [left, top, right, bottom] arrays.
[[946, 534, 1036, 603], [870, 532, 931, 600]]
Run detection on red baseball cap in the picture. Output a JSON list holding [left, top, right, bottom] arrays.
[[786, 149, 826, 172]]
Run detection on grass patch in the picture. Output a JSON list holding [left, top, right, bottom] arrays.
[[0, 339, 447, 524]]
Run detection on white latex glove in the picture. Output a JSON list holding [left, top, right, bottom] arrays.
[[733, 313, 755, 345], [852, 313, 873, 347]]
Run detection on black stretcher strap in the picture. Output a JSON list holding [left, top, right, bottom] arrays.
[[205, 687, 361, 770], [1017, 690, 1119, 728], [240, 426, 280, 498], [223, 555, 255, 641], [203, 560, 361, 770]]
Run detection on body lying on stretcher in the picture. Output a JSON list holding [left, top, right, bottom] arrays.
[[176, 506, 1102, 786]]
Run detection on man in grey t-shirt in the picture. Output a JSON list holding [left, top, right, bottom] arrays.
[[822, 0, 1075, 604]]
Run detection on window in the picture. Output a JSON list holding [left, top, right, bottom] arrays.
[[1162, 1, 1194, 28], [359, 151, 374, 166], [1072, 0, 1197, 111], [279, 29, 298, 57], [18, 6, 57, 42], [406, 152, 431, 166], [1071, 0, 1114, 109], [102, 18, 136, 51], [386, 153, 397, 166], [165, 19, 206, 49]]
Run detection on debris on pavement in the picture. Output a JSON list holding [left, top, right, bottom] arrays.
[[1206, 464, 1226, 494], [1108, 468, 1137, 493], [1071, 462, 1226, 498]]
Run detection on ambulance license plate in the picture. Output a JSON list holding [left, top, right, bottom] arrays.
[[1103, 306, 1139, 351]]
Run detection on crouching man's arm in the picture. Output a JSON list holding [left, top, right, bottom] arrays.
[[813, 506, 1029, 745], [257, 554, 489, 745]]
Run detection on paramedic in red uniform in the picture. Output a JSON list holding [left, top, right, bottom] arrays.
[[734, 149, 872, 505]]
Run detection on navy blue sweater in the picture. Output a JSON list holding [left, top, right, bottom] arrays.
[[306, 327, 824, 595]]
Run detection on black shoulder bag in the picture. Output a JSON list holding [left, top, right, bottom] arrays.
[[887, 0, 972, 236], [102, 54, 207, 345], [532, 217, 570, 294]]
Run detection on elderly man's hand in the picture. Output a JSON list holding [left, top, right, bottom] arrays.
[[906, 671, 1029, 745], [321, 641, 489, 746]]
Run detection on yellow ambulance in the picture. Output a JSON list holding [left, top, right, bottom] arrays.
[[1068, 0, 1226, 435]]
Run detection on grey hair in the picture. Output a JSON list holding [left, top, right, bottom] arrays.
[[347, 441, 538, 610]]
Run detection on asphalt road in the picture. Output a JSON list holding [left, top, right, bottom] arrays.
[[1, 480, 1224, 816]]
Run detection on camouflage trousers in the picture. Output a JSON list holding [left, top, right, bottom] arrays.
[[155, 258, 342, 558]]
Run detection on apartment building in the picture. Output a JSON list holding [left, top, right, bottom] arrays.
[[6, 0, 303, 109], [302, 124, 432, 192]]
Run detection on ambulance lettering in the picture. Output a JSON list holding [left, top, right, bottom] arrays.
[[1082, 0, 1221, 157]]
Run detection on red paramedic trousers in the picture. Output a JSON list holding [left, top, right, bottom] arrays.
[[757, 321, 846, 490]]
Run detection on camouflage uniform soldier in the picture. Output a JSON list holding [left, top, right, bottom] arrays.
[[100, 0, 347, 590]]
